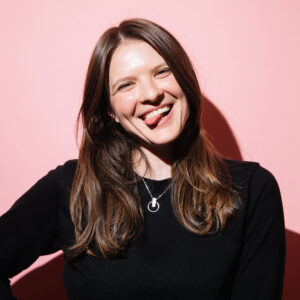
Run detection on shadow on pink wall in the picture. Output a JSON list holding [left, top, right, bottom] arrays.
[[11, 96, 296, 299]]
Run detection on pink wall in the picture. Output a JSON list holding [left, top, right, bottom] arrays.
[[0, 0, 299, 290]]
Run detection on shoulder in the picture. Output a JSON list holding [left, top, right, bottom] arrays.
[[222, 157, 279, 192], [55, 159, 78, 171], [5, 159, 78, 214], [54, 159, 78, 177], [48, 159, 78, 193], [222, 158, 282, 224]]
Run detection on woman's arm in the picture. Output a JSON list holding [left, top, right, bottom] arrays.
[[0, 164, 65, 299], [231, 166, 286, 299]]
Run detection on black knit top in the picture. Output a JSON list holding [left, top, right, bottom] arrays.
[[0, 158, 286, 299]]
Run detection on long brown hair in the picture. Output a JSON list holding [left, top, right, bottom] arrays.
[[67, 18, 241, 259]]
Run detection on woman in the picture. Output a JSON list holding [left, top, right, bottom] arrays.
[[0, 18, 285, 299]]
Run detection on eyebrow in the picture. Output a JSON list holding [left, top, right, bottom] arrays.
[[111, 62, 168, 92]]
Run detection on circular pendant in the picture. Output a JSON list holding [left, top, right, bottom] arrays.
[[147, 200, 160, 212]]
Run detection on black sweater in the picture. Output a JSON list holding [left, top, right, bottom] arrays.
[[0, 158, 286, 299]]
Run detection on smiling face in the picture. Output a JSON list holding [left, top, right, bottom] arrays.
[[109, 40, 190, 152]]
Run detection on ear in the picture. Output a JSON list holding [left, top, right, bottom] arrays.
[[108, 110, 120, 123]]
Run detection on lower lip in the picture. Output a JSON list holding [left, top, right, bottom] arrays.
[[156, 105, 174, 127]]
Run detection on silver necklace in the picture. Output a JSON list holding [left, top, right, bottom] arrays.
[[141, 177, 172, 213]]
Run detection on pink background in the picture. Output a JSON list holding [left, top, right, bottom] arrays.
[[0, 0, 299, 297]]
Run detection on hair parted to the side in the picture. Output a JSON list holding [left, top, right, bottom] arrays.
[[67, 18, 241, 259]]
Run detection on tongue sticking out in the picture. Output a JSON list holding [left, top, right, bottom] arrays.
[[144, 112, 165, 126]]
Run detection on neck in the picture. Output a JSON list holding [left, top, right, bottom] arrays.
[[133, 144, 173, 180]]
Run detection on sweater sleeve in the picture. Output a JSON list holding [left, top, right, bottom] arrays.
[[0, 164, 65, 299], [231, 165, 286, 299]]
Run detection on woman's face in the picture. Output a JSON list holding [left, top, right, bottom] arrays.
[[109, 40, 189, 149]]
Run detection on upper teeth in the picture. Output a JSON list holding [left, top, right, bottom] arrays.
[[145, 106, 171, 120]]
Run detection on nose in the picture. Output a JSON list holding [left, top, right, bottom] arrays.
[[139, 78, 163, 103]]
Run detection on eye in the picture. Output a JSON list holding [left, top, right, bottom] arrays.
[[118, 82, 133, 91], [155, 68, 171, 77]]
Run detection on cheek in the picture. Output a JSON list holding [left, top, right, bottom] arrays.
[[160, 76, 185, 98], [184, 100, 190, 121], [110, 93, 137, 117]]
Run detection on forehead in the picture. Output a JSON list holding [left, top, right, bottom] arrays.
[[109, 40, 166, 79]]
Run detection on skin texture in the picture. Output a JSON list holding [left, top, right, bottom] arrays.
[[109, 41, 190, 176]]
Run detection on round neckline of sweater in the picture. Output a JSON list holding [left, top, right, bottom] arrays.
[[136, 174, 171, 184]]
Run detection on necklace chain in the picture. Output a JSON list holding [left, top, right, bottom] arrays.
[[141, 177, 172, 213]]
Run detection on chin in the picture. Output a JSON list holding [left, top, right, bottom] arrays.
[[145, 132, 182, 147]]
